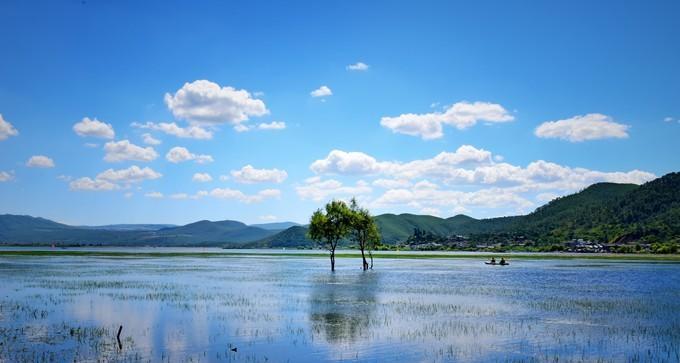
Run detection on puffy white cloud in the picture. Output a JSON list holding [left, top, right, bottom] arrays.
[[132, 122, 213, 140], [310, 85, 332, 98], [141, 133, 161, 145], [663, 117, 674, 122], [73, 117, 115, 139], [231, 165, 288, 184], [304, 144, 656, 216], [310, 145, 655, 193], [96, 165, 162, 183], [534, 113, 629, 142], [0, 114, 19, 141], [69, 166, 160, 192], [0, 171, 14, 182], [311, 150, 384, 175], [192, 173, 213, 183], [381, 101, 514, 139], [257, 121, 286, 130], [145, 191, 164, 198], [371, 184, 534, 215], [311, 145, 492, 178], [26, 155, 55, 168], [346, 62, 369, 71], [229, 121, 287, 133], [295, 177, 372, 201], [164, 80, 268, 125], [104, 140, 158, 162], [209, 187, 281, 203], [165, 146, 213, 164], [69, 177, 119, 191]]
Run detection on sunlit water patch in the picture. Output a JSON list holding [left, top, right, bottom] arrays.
[[1, 253, 679, 362]]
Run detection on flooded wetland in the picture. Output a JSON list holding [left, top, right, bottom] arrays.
[[1, 250, 679, 362]]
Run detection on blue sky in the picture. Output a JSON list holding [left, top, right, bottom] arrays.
[[1, 0, 679, 225]]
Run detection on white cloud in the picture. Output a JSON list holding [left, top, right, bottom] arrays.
[[96, 165, 162, 183], [535, 113, 629, 142], [371, 184, 535, 215], [0, 114, 19, 141], [57, 175, 72, 181], [192, 173, 213, 183], [233, 124, 250, 133], [259, 215, 278, 221], [296, 177, 372, 201], [346, 62, 369, 71], [124, 192, 133, 198], [663, 117, 674, 122], [303, 144, 656, 216], [141, 133, 161, 145], [209, 187, 281, 203], [69, 166, 160, 192], [231, 165, 288, 184], [69, 177, 119, 191], [219, 175, 230, 182], [310, 85, 332, 98], [380, 101, 514, 139], [164, 80, 268, 126], [104, 140, 158, 162], [536, 192, 560, 203], [26, 155, 55, 168], [310, 150, 384, 175], [0, 171, 14, 182], [132, 122, 213, 140], [311, 145, 492, 178], [145, 191, 164, 198], [170, 193, 189, 200], [257, 121, 286, 130], [165, 146, 214, 164], [73, 117, 115, 139]]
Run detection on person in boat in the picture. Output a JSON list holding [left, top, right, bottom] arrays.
[[490, 257, 496, 264], [499, 257, 507, 265]]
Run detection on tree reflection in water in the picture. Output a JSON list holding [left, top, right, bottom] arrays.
[[309, 271, 379, 344]]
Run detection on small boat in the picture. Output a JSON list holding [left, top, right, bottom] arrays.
[[485, 262, 509, 266]]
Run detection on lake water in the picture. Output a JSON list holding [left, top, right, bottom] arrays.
[[1, 250, 679, 362]]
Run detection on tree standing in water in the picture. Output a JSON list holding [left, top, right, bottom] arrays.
[[349, 198, 381, 270], [308, 200, 352, 272]]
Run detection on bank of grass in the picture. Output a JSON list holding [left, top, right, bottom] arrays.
[[1, 249, 680, 261]]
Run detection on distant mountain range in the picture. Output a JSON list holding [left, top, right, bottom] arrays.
[[0, 215, 300, 246], [1, 172, 678, 248]]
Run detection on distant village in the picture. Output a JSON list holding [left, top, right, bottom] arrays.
[[399, 229, 651, 253]]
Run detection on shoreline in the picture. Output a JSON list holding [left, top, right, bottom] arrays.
[[1, 248, 680, 261]]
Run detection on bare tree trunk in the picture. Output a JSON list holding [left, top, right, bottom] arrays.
[[330, 249, 336, 271], [360, 247, 368, 270], [369, 250, 374, 269]]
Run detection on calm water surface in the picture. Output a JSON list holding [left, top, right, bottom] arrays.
[[1, 251, 679, 362]]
